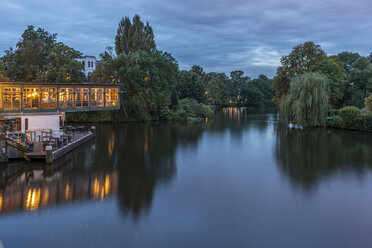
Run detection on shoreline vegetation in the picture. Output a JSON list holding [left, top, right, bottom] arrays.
[[1, 15, 372, 132]]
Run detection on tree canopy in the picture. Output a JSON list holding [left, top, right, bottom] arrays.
[[110, 50, 178, 118], [115, 15, 156, 55], [1, 25, 84, 83], [279, 72, 329, 127], [310, 58, 347, 108], [273, 41, 327, 105]]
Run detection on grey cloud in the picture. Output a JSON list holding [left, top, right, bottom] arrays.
[[1, 0, 372, 78]]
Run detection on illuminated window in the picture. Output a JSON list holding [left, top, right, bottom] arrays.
[[75, 88, 89, 108], [59, 88, 74, 108], [90, 88, 104, 108], [105, 88, 118, 107], [3, 87, 21, 110], [41, 88, 57, 109], [23, 87, 40, 110]]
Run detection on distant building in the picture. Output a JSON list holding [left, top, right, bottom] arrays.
[[76, 55, 97, 76]]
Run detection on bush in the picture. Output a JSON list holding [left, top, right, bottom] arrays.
[[179, 98, 213, 118], [365, 94, 372, 111], [339, 106, 362, 129], [359, 114, 372, 131], [327, 116, 342, 128]]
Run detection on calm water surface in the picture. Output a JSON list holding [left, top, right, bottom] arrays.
[[0, 108, 372, 248]]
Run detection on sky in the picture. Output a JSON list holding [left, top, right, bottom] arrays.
[[1, 0, 372, 78]]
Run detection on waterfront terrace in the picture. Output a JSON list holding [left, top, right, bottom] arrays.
[[0, 82, 120, 113]]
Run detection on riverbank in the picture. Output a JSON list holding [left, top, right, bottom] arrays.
[[327, 107, 372, 132]]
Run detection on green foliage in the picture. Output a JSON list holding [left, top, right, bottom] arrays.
[[339, 106, 362, 129], [248, 74, 275, 106], [179, 98, 213, 118], [205, 76, 228, 105], [115, 15, 156, 55], [241, 86, 264, 107], [336, 51, 361, 72], [327, 115, 343, 128], [110, 50, 178, 119], [1, 25, 84, 82], [365, 94, 372, 111], [229, 70, 250, 104], [273, 41, 327, 104], [310, 58, 347, 108], [176, 70, 205, 102], [0, 63, 10, 81], [279, 72, 329, 127], [344, 57, 372, 108], [88, 47, 115, 83], [171, 87, 179, 107]]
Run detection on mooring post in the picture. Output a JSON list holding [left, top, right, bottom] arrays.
[[45, 145, 53, 164]]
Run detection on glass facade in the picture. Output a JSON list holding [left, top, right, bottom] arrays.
[[105, 88, 119, 107], [59, 88, 74, 109], [23, 88, 40, 110], [90, 88, 104, 108], [0, 84, 119, 112], [3, 87, 21, 110], [41, 87, 57, 109]]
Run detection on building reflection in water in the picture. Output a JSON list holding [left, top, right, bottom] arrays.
[[0, 163, 118, 214]]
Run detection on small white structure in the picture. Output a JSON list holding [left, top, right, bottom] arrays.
[[76, 55, 97, 76], [3, 112, 62, 133]]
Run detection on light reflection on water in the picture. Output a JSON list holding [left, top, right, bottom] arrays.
[[0, 108, 371, 248]]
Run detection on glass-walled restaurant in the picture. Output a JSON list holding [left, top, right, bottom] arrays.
[[0, 83, 119, 112]]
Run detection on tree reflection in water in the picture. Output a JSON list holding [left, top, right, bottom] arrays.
[[275, 126, 372, 191]]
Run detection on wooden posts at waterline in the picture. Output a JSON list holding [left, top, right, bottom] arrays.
[[45, 146, 53, 164]]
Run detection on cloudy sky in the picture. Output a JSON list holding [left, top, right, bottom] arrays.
[[1, 0, 372, 78]]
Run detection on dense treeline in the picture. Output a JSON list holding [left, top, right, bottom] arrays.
[[0, 15, 274, 122], [1, 16, 372, 127], [274, 41, 372, 129]]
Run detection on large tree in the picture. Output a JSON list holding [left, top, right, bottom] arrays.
[[115, 15, 156, 55], [273, 41, 327, 105], [110, 50, 178, 118], [1, 25, 84, 82], [175, 70, 205, 103], [248, 74, 275, 107], [280, 72, 329, 127], [345, 57, 372, 108], [229, 70, 250, 104], [310, 58, 347, 108]]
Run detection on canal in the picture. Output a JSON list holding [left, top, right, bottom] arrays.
[[0, 108, 372, 247]]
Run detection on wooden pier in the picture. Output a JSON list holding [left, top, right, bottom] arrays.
[[4, 129, 95, 163]]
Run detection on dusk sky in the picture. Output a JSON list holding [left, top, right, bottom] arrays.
[[1, 0, 372, 78]]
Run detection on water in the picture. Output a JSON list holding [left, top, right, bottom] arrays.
[[0, 108, 372, 248]]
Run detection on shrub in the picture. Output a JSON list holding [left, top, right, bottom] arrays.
[[339, 106, 362, 129], [365, 94, 372, 111], [179, 98, 213, 118], [327, 116, 342, 128]]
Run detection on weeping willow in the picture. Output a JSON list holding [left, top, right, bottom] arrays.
[[279, 72, 329, 127]]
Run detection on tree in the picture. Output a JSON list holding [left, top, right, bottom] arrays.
[[365, 94, 372, 111], [89, 47, 115, 83], [175, 70, 205, 103], [346, 57, 372, 108], [0, 63, 10, 81], [241, 86, 264, 107], [205, 77, 227, 105], [1, 25, 84, 82], [337, 51, 361, 72], [310, 58, 347, 108], [191, 65, 205, 81], [229, 70, 250, 104], [249, 74, 275, 106], [115, 15, 156, 55], [110, 50, 178, 119], [280, 72, 329, 127], [273, 42, 327, 105]]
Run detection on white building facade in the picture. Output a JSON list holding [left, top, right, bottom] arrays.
[[77, 56, 97, 76]]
